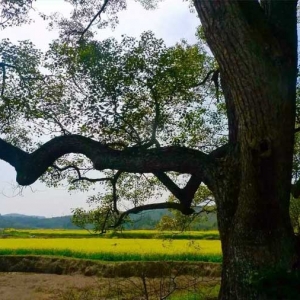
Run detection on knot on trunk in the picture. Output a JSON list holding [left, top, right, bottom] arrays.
[[249, 138, 272, 158]]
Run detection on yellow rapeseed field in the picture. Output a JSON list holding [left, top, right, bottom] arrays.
[[0, 238, 221, 255]]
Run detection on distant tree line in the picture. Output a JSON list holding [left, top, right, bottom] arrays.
[[0, 209, 218, 231]]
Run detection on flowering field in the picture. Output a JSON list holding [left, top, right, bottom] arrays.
[[0, 238, 222, 262]]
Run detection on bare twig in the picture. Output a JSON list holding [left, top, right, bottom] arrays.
[[79, 0, 110, 41], [0, 62, 6, 97]]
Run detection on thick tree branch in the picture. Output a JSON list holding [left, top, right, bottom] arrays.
[[154, 172, 202, 210], [209, 144, 229, 159], [182, 174, 203, 204], [0, 138, 29, 168], [0, 135, 214, 186], [154, 172, 185, 201]]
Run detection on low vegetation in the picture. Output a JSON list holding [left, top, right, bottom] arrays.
[[58, 276, 220, 300], [0, 256, 222, 277], [1, 228, 220, 240]]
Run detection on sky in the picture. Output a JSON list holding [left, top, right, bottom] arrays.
[[0, 0, 200, 217]]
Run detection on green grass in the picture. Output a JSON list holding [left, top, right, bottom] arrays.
[[1, 229, 220, 240], [0, 248, 222, 263], [170, 288, 219, 300]]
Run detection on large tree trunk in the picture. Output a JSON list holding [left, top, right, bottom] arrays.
[[194, 1, 299, 298]]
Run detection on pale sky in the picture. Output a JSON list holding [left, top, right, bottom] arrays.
[[0, 0, 200, 217]]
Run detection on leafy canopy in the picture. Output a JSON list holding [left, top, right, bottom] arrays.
[[0, 9, 224, 229], [4, 0, 300, 232]]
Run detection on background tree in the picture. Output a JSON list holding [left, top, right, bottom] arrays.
[[1, 0, 300, 299], [156, 184, 216, 232]]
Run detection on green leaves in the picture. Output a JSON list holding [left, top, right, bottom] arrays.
[[41, 31, 220, 150], [0, 0, 35, 29], [0, 27, 224, 232]]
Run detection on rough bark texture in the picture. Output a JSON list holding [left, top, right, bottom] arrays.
[[194, 0, 298, 299]]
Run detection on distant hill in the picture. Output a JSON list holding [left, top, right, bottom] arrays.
[[0, 214, 78, 229], [0, 208, 217, 230], [3, 213, 46, 219]]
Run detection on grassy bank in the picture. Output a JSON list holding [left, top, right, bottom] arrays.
[[0, 249, 222, 262], [1, 229, 220, 240], [0, 255, 222, 277]]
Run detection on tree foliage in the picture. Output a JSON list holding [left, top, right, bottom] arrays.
[[156, 184, 216, 231], [0, 4, 225, 230], [0, 0, 34, 29]]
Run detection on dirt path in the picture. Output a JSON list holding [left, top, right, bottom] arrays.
[[0, 272, 101, 300]]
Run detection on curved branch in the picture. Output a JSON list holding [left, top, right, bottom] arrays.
[[113, 202, 195, 228], [72, 176, 111, 184], [0, 135, 214, 186], [52, 164, 81, 175], [53, 164, 114, 184], [154, 172, 202, 210], [79, 0, 110, 41], [195, 69, 215, 86]]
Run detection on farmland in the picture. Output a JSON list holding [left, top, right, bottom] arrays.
[[0, 229, 222, 299], [0, 231, 222, 262]]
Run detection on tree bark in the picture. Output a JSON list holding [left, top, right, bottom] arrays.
[[195, 0, 298, 298]]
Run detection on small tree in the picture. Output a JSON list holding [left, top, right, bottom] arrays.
[[156, 184, 216, 231]]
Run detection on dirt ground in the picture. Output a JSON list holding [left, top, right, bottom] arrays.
[[0, 272, 101, 300], [0, 272, 220, 300]]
